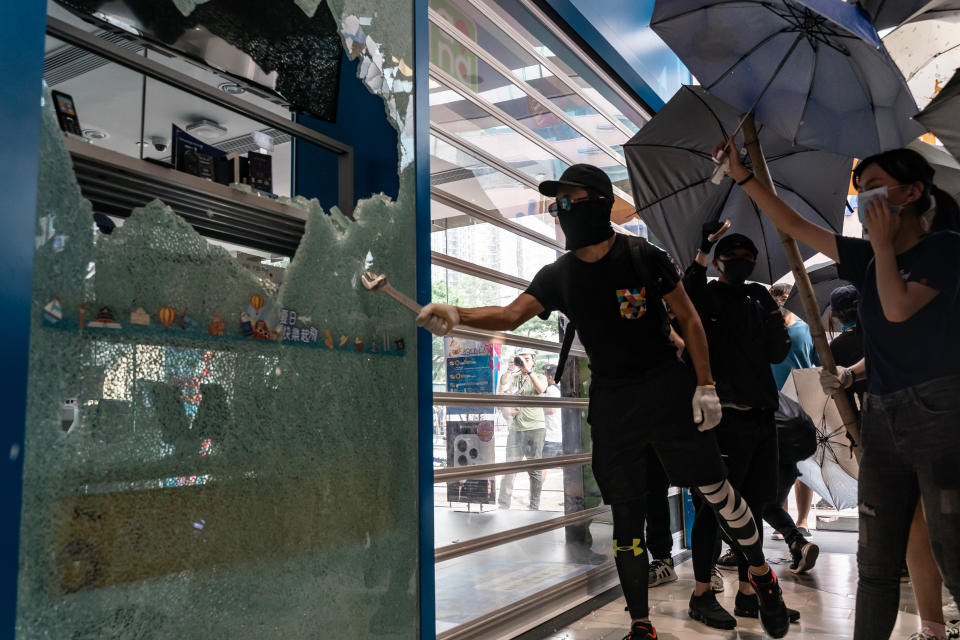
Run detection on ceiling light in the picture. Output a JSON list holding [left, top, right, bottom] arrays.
[[82, 128, 108, 140], [218, 82, 246, 95], [185, 119, 228, 140]]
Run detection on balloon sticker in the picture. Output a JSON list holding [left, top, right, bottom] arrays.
[[158, 306, 176, 330]]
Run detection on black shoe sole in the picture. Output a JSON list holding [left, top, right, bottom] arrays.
[[735, 606, 800, 623], [688, 607, 737, 630], [791, 543, 820, 574]]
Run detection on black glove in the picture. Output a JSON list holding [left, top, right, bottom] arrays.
[[700, 220, 726, 254]]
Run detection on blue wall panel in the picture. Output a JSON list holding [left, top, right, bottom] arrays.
[[0, 0, 48, 637], [295, 50, 401, 212]]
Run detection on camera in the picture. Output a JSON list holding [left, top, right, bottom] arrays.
[[513, 356, 524, 367], [150, 136, 168, 152]]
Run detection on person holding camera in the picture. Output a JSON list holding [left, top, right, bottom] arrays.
[[497, 352, 547, 510]]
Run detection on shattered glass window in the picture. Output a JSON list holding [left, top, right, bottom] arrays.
[[18, 0, 419, 636]]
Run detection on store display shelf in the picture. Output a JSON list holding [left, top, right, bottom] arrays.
[[67, 135, 307, 256]]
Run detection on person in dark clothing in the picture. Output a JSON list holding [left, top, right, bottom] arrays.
[[717, 139, 960, 640], [683, 227, 796, 630], [645, 450, 678, 587], [827, 284, 866, 413], [416, 164, 792, 640]]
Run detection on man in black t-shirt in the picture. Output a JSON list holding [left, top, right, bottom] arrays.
[[683, 228, 809, 629], [416, 165, 792, 640], [827, 285, 866, 413]]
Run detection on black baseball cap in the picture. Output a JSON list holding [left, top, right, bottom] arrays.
[[715, 233, 759, 258], [538, 164, 614, 201], [830, 284, 859, 311]]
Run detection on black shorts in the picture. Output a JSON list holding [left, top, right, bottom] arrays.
[[588, 360, 727, 505]]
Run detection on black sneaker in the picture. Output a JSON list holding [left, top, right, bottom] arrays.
[[623, 620, 657, 639], [748, 569, 790, 638], [717, 548, 739, 568], [688, 591, 737, 630], [788, 535, 820, 574], [734, 591, 800, 623]]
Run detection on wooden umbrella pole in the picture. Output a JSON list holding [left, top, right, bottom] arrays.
[[740, 114, 862, 461]]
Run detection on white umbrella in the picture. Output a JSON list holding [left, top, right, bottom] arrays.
[[884, 11, 960, 109], [907, 138, 960, 200], [781, 368, 859, 510]]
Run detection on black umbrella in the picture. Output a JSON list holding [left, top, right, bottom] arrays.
[[916, 69, 960, 161], [855, 0, 960, 30], [783, 261, 850, 322], [624, 86, 852, 284]]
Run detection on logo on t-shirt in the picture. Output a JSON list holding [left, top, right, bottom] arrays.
[[616, 287, 647, 319]]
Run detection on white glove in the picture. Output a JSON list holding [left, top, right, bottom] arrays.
[[692, 385, 722, 431], [416, 303, 460, 336], [819, 366, 854, 396]]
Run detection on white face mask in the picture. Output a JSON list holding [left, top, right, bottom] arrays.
[[857, 185, 902, 225]]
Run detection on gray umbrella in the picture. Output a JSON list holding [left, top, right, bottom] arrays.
[[783, 261, 849, 322], [907, 138, 960, 200], [624, 86, 851, 284], [855, 0, 960, 30], [916, 69, 960, 161]]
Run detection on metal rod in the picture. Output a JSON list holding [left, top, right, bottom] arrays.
[[435, 505, 610, 563], [434, 392, 588, 408], [434, 453, 592, 483], [443, 325, 585, 357], [431, 252, 531, 290], [740, 114, 862, 457]]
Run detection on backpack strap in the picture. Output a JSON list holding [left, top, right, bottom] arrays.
[[553, 315, 577, 382]]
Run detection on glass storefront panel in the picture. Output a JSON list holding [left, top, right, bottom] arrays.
[[434, 519, 613, 634], [429, 134, 555, 230], [431, 77, 570, 184], [483, 0, 650, 132], [431, 211, 559, 281], [430, 0, 630, 152], [434, 463, 598, 546], [431, 405, 589, 471]]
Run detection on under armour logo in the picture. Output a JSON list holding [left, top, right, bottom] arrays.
[[613, 538, 645, 557]]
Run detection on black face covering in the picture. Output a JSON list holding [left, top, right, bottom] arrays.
[[557, 200, 613, 250], [718, 257, 755, 285]]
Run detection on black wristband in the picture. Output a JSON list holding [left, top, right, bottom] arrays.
[[737, 173, 755, 186]]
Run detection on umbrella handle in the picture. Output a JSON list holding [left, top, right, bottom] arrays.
[[708, 219, 732, 242]]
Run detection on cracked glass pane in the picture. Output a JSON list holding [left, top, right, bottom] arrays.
[[19, 0, 418, 633]]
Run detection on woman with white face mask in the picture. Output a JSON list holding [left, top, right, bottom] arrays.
[[714, 139, 960, 640]]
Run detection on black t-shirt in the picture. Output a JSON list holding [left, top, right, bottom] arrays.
[[829, 327, 866, 410], [525, 235, 681, 378], [835, 232, 960, 394]]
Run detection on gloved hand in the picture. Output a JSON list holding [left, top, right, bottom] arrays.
[[416, 303, 460, 336], [819, 366, 854, 396], [700, 220, 727, 254], [692, 385, 722, 431]]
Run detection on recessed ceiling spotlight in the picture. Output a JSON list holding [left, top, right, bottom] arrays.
[[218, 82, 246, 95], [185, 119, 228, 140], [82, 128, 108, 140]]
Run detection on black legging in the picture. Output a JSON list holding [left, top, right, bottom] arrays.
[[612, 499, 651, 619]]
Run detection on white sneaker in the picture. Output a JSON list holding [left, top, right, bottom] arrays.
[[711, 565, 725, 593], [649, 559, 678, 587], [770, 531, 784, 540]]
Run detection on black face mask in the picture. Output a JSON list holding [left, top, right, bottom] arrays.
[[557, 200, 613, 250], [718, 257, 755, 285]]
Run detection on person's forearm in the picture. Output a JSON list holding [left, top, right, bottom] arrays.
[[457, 305, 523, 331], [695, 250, 709, 267], [678, 314, 714, 386], [873, 246, 913, 322], [528, 372, 547, 394], [850, 358, 866, 380]]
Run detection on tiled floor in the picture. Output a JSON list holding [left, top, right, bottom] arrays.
[[548, 539, 958, 639]]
